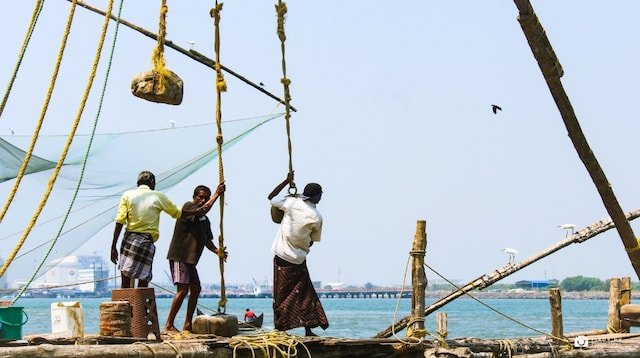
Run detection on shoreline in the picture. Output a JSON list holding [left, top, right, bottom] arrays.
[[425, 290, 623, 300]]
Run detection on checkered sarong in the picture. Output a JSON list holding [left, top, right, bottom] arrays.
[[273, 255, 329, 331], [118, 232, 155, 281]]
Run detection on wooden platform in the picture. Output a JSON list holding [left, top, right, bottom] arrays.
[[3, 331, 640, 357]]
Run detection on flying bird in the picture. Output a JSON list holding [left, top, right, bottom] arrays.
[[501, 247, 518, 263], [187, 40, 197, 49], [491, 104, 502, 114], [8, 128, 14, 135], [168, 120, 176, 128]]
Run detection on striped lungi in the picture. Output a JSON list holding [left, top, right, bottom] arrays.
[[273, 255, 329, 331], [118, 232, 155, 281]]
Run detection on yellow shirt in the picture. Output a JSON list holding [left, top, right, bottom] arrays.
[[115, 185, 182, 242]]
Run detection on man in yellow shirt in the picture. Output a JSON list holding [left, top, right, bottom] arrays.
[[110, 171, 215, 288]]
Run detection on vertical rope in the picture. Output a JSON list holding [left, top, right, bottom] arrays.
[[210, 0, 227, 312], [0, 0, 44, 118], [151, 0, 169, 79], [275, 0, 296, 194]]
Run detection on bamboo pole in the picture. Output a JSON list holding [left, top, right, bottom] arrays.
[[620, 277, 631, 332], [513, 0, 640, 279], [607, 278, 622, 333], [549, 288, 563, 340], [70, 0, 296, 112], [374, 209, 640, 338], [408, 220, 427, 338], [436, 312, 448, 340]]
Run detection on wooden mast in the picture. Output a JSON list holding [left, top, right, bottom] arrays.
[[514, 0, 640, 278]]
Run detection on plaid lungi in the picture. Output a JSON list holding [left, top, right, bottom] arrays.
[[273, 255, 329, 331], [118, 231, 155, 281]]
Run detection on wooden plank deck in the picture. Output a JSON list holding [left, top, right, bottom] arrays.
[[3, 331, 640, 357]]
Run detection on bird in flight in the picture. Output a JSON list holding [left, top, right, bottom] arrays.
[[491, 104, 502, 114]]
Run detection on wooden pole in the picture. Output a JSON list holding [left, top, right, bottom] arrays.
[[436, 312, 448, 340], [549, 288, 563, 340], [620, 277, 631, 332], [514, 0, 640, 279], [608, 278, 622, 333], [408, 220, 427, 338]]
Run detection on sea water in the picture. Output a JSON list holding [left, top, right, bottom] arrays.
[[13, 296, 615, 339]]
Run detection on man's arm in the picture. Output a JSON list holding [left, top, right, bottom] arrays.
[[111, 222, 123, 264], [268, 172, 294, 200]]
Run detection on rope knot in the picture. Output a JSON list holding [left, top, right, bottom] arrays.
[[216, 134, 223, 144]]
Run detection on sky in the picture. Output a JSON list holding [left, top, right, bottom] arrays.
[[0, 1, 640, 289]]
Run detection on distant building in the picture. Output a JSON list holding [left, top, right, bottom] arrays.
[[16, 254, 110, 296], [515, 279, 559, 291]]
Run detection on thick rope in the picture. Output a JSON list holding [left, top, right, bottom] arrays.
[[275, 1, 296, 194], [12, 0, 123, 303], [210, 1, 228, 312], [0, 0, 79, 278], [0, 0, 44, 118], [152, 0, 170, 81]]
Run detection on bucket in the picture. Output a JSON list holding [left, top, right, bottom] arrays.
[[0, 307, 28, 340], [51, 301, 84, 338]]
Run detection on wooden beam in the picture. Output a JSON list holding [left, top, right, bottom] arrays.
[[514, 0, 640, 279], [71, 0, 296, 112]]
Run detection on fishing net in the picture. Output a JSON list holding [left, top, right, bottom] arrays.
[[0, 114, 281, 286]]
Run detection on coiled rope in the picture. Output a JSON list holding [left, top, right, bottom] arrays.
[[0, 0, 44, 118], [228, 330, 312, 358], [210, 0, 228, 313], [275, 0, 296, 194], [12, 0, 124, 303], [0, 0, 80, 278]]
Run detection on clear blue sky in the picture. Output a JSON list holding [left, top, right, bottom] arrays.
[[1, 1, 639, 288]]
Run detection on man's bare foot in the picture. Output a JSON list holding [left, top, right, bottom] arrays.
[[182, 323, 193, 333], [163, 326, 180, 334]]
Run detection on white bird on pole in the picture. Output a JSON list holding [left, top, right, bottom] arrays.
[[558, 223, 576, 237], [501, 248, 518, 263]]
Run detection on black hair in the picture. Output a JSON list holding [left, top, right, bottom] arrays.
[[193, 185, 211, 197], [137, 171, 155, 187]]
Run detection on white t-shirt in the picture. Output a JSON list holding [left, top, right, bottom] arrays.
[[270, 196, 323, 264]]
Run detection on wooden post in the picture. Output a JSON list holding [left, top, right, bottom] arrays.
[[408, 220, 427, 338], [436, 312, 448, 340], [608, 277, 622, 333], [620, 277, 631, 332], [549, 288, 563, 340]]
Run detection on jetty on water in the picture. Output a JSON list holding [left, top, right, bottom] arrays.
[[2, 0, 640, 357]]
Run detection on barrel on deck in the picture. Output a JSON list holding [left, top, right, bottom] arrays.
[[100, 301, 132, 337]]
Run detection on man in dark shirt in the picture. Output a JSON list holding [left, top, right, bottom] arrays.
[[163, 182, 227, 333]]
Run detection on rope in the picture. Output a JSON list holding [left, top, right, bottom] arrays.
[[151, 0, 170, 80], [0, 0, 44, 118], [210, 1, 228, 312], [228, 330, 312, 358], [275, 0, 296, 194], [0, 0, 80, 278], [12, 0, 123, 303]]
